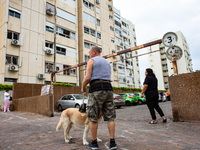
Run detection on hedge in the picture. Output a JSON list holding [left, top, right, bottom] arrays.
[[0, 84, 13, 91], [53, 83, 74, 86]]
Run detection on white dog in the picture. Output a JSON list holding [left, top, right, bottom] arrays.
[[56, 108, 102, 145]]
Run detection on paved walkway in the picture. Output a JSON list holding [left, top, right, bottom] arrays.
[[0, 102, 200, 150]]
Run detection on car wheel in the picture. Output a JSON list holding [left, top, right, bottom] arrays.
[[75, 104, 80, 109], [58, 105, 63, 112], [138, 100, 143, 105], [125, 101, 131, 106], [116, 106, 121, 109]]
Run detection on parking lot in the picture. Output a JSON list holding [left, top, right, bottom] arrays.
[[0, 101, 200, 150]]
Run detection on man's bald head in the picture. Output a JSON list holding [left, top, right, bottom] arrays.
[[91, 46, 101, 54]]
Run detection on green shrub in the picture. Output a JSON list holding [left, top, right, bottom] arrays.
[[112, 86, 142, 91], [53, 83, 74, 87], [0, 84, 13, 91]]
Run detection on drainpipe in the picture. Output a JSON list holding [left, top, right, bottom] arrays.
[[76, 0, 79, 86]]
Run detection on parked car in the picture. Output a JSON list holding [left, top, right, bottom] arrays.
[[133, 92, 146, 105], [56, 94, 88, 112], [113, 93, 125, 109], [118, 93, 138, 106]]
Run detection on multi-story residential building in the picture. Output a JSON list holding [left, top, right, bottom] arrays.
[[113, 8, 140, 88], [147, 31, 193, 90], [0, 0, 79, 85], [0, 0, 140, 88]]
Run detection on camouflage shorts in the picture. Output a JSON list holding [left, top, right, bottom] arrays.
[[86, 90, 116, 122]]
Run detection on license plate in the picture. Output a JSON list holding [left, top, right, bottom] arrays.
[[119, 98, 123, 100]]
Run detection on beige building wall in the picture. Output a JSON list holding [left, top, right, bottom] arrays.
[[78, 0, 117, 86]]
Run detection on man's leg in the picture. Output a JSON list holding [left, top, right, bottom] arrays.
[[108, 121, 115, 139], [90, 121, 98, 140]]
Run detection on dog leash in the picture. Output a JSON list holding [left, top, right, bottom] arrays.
[[79, 92, 87, 116]]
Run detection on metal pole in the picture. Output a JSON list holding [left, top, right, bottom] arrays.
[[172, 61, 178, 75]]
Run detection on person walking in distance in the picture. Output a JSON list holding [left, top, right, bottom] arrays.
[[4, 89, 11, 112], [160, 90, 164, 102], [141, 68, 167, 124], [81, 46, 117, 150]]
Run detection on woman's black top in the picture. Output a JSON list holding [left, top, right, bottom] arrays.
[[143, 76, 158, 95]]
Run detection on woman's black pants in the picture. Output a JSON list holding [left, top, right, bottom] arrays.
[[146, 92, 165, 120]]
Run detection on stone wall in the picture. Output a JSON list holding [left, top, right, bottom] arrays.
[[12, 95, 53, 117], [168, 72, 200, 122]]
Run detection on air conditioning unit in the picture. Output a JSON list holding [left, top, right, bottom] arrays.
[[46, 48, 54, 55], [120, 42, 123, 46], [9, 65, 19, 72], [46, 9, 54, 15], [38, 74, 45, 79], [127, 80, 130, 83], [96, 0, 100, 4], [123, 78, 126, 82], [11, 39, 20, 46]]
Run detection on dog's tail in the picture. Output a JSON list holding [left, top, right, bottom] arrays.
[[56, 117, 62, 131]]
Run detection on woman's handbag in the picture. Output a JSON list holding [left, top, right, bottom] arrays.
[[9, 96, 12, 101]]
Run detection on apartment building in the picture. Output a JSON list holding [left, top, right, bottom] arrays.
[[0, 0, 79, 85], [147, 31, 193, 90], [0, 0, 140, 88], [78, 0, 119, 87], [113, 8, 140, 88]]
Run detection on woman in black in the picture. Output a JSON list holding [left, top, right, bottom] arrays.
[[141, 68, 167, 124]]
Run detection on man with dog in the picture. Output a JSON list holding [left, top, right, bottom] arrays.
[[81, 46, 117, 150]]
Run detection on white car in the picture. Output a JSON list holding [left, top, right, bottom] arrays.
[[56, 94, 88, 112]]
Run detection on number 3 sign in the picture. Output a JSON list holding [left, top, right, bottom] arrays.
[[162, 32, 178, 47]]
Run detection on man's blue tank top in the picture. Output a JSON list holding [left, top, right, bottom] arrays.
[[90, 56, 111, 81]]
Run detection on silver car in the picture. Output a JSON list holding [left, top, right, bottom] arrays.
[[57, 94, 88, 111], [113, 93, 125, 109]]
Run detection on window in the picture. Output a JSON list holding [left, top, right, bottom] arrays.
[[46, 3, 55, 14], [110, 26, 114, 31], [45, 41, 54, 49], [83, 0, 94, 11], [96, 7, 100, 14], [56, 26, 75, 40], [4, 78, 17, 82], [109, 15, 113, 20], [84, 41, 95, 49], [57, 8, 76, 23], [84, 26, 96, 37], [7, 31, 19, 40], [85, 55, 90, 61], [83, 12, 95, 24], [122, 21, 126, 27], [115, 20, 121, 27], [97, 32, 101, 39], [6, 55, 18, 65], [46, 22, 54, 33], [56, 46, 66, 55], [63, 65, 76, 76], [115, 28, 121, 35], [96, 19, 100, 26], [111, 38, 115, 43], [9, 8, 21, 19], [45, 62, 54, 73], [112, 50, 115, 54]]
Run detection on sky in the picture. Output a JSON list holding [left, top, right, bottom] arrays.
[[113, 0, 200, 84]]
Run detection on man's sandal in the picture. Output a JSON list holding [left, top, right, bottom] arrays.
[[162, 118, 167, 123], [149, 120, 158, 124]]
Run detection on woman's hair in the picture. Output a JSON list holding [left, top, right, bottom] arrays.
[[146, 68, 156, 78], [6, 89, 9, 92]]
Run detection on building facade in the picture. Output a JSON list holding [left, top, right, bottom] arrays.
[[0, 0, 140, 88], [147, 31, 193, 90], [113, 8, 140, 88]]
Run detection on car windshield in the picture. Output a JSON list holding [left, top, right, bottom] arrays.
[[129, 94, 135, 97], [134, 94, 139, 96], [73, 94, 88, 99], [113, 94, 120, 97]]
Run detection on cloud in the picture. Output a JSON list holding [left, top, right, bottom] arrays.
[[113, 0, 200, 82]]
